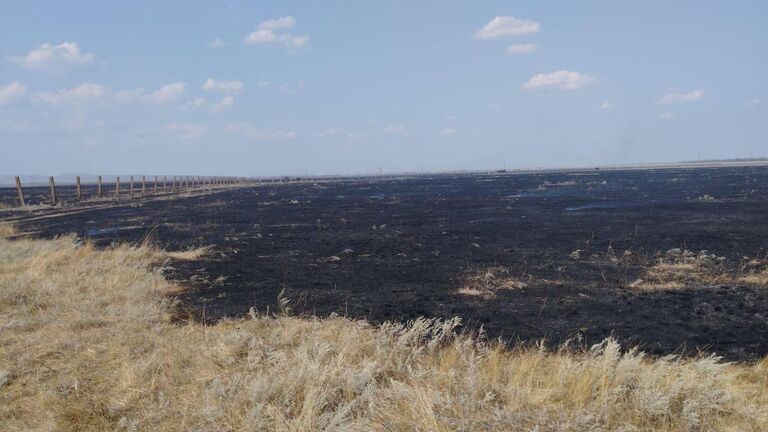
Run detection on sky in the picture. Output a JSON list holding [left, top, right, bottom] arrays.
[[0, 1, 766, 176]]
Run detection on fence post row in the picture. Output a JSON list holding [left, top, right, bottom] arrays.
[[15, 176, 25, 207], [7, 174, 256, 207], [49, 176, 57, 205]]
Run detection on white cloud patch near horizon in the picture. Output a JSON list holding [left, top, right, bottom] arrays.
[[10, 42, 94, 71], [475, 16, 540, 39], [148, 83, 186, 104], [745, 98, 762, 107], [244, 16, 309, 48], [32, 83, 108, 106], [226, 122, 297, 140], [523, 70, 599, 91], [657, 89, 704, 104], [506, 43, 538, 55], [210, 96, 234, 113], [202, 78, 243, 94], [0, 81, 27, 105], [441, 127, 457, 136], [316, 127, 345, 138]]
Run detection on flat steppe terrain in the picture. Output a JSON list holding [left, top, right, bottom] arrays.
[[4, 166, 768, 360]]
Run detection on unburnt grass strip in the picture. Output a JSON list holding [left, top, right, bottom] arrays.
[[2, 234, 768, 430]]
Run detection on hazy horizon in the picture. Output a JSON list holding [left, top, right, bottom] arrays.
[[1, 1, 766, 176]]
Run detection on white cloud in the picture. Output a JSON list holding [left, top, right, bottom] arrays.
[[245, 17, 309, 48], [202, 78, 243, 94], [245, 30, 277, 44], [445, 115, 458, 121], [384, 125, 405, 133], [441, 127, 457, 136], [745, 98, 762, 107], [210, 96, 234, 113], [523, 70, 599, 91], [598, 101, 613, 110], [256, 80, 270, 88], [206, 37, 226, 48], [660, 112, 676, 121], [11, 42, 94, 71], [226, 122, 296, 140], [316, 127, 345, 138], [33, 83, 107, 106], [0, 81, 27, 105], [475, 16, 540, 39], [181, 97, 207, 111], [114, 88, 146, 103], [148, 82, 186, 104], [506, 43, 538, 55], [166, 123, 207, 140], [258, 16, 296, 31], [657, 89, 704, 104]]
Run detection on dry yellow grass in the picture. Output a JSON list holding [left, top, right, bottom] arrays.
[[629, 249, 731, 290], [0, 223, 15, 238], [2, 236, 768, 431], [458, 266, 528, 298]]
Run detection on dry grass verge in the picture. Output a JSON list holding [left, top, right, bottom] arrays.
[[2, 237, 768, 431]]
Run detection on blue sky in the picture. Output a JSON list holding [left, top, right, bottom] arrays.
[[1, 1, 766, 176]]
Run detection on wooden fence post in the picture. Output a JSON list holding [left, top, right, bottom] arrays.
[[14, 176, 25, 207], [98, 175, 103, 198], [154, 176, 158, 193], [130, 176, 135, 196], [163, 176, 167, 192], [142, 176, 146, 194], [49, 176, 57, 205], [76, 176, 82, 202], [116, 176, 121, 198], [172, 176, 177, 192]]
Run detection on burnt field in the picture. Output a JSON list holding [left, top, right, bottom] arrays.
[[4, 166, 768, 360]]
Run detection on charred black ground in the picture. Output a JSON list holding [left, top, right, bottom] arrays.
[[4, 166, 768, 360]]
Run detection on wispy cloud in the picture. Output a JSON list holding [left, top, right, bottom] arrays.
[[745, 98, 762, 107], [10, 42, 94, 71], [506, 44, 538, 55], [383, 125, 405, 133], [209, 96, 234, 113], [244, 16, 309, 48], [202, 78, 243, 94], [657, 89, 704, 104], [226, 122, 296, 140], [148, 83, 186, 104], [475, 16, 540, 39], [660, 112, 676, 121], [598, 101, 613, 110], [441, 127, 457, 136], [523, 70, 599, 91], [205, 37, 226, 48], [316, 127, 345, 138], [0, 81, 27, 105], [33, 83, 107, 106]]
